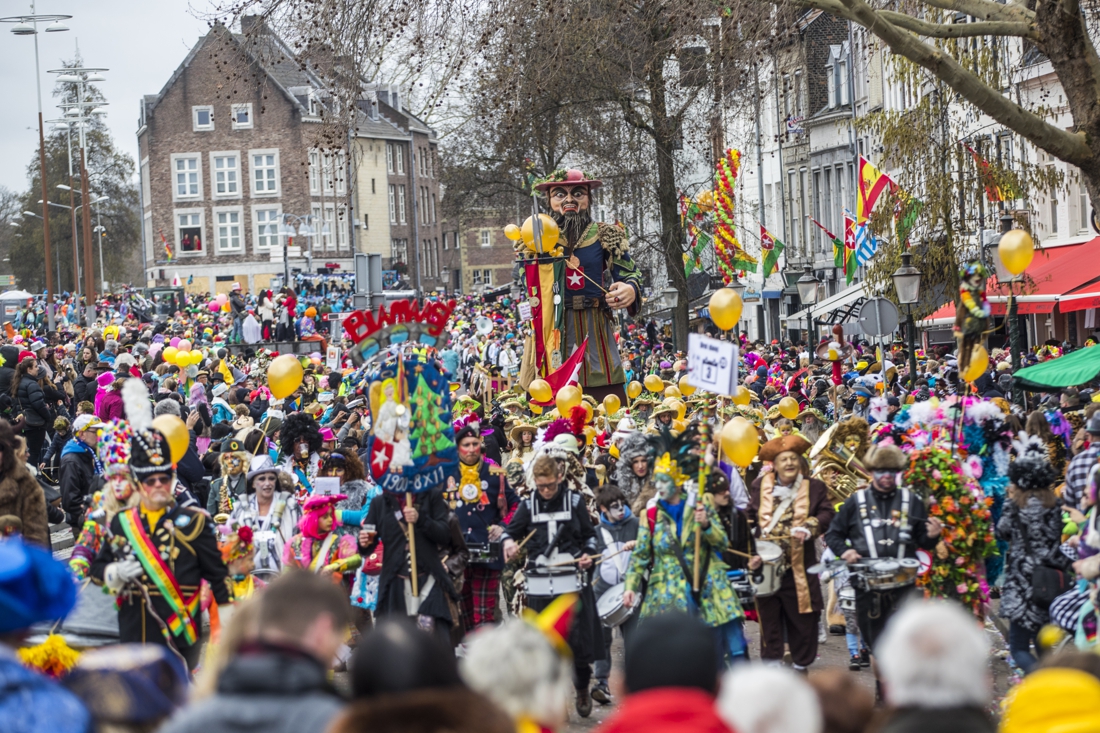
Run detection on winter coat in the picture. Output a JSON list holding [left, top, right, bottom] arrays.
[[157, 642, 345, 733], [14, 377, 50, 428], [0, 459, 49, 546], [598, 688, 733, 733], [624, 501, 743, 628], [996, 493, 1065, 630], [98, 389, 124, 422], [58, 439, 99, 527], [327, 687, 513, 733], [73, 373, 97, 405], [41, 430, 71, 473], [0, 654, 91, 733]]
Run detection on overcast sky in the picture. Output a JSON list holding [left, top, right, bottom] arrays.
[[0, 0, 216, 193]]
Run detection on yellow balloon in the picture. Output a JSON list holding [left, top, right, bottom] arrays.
[[520, 214, 561, 251], [732, 385, 751, 406], [998, 229, 1035, 277], [678, 376, 696, 397], [961, 345, 990, 383], [664, 386, 682, 399], [530, 404, 543, 415], [267, 353, 305, 400], [627, 381, 643, 399], [582, 403, 594, 424], [504, 223, 522, 241], [778, 396, 799, 420], [528, 378, 552, 403], [720, 417, 760, 468], [672, 418, 687, 432], [709, 288, 744, 331], [644, 374, 664, 393], [603, 393, 622, 414], [162, 346, 178, 364], [174, 350, 191, 367], [556, 384, 583, 415], [671, 399, 686, 421], [583, 426, 597, 445], [191, 351, 204, 365], [151, 414, 189, 465]]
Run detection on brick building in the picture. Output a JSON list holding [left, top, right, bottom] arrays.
[[138, 20, 444, 295], [458, 210, 518, 294]]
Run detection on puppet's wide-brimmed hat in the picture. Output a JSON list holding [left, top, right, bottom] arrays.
[[534, 168, 603, 192]]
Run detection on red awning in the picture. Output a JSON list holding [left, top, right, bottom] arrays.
[[920, 239, 1100, 323]]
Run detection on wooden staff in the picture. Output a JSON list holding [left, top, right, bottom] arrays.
[[406, 491, 418, 597], [693, 403, 714, 593]]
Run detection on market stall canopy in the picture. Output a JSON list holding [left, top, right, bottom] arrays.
[[0, 290, 33, 301], [1012, 346, 1100, 391]]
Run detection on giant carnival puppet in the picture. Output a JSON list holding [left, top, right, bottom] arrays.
[[518, 170, 644, 401]]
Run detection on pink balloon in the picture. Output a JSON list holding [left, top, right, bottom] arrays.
[[178, 339, 192, 352], [208, 302, 220, 312], [216, 294, 228, 306], [169, 337, 180, 348]]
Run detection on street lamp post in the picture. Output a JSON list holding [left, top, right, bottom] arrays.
[[51, 66, 109, 325], [795, 267, 819, 344], [891, 252, 923, 389], [54, 120, 84, 296], [1, 9, 71, 330]]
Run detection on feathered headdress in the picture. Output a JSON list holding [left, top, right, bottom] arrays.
[[1008, 432, 1057, 492], [648, 425, 700, 487]]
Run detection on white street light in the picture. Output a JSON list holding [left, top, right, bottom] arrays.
[[10, 22, 35, 35], [55, 74, 81, 82], [45, 20, 67, 32]]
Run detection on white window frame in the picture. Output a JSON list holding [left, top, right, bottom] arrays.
[[213, 206, 244, 255], [248, 148, 280, 197], [171, 153, 202, 202], [398, 185, 407, 224], [231, 103, 253, 130], [482, 269, 492, 286], [473, 269, 482, 286], [334, 150, 347, 195], [192, 105, 214, 131], [480, 229, 491, 247], [386, 143, 394, 173], [252, 204, 282, 253], [174, 208, 205, 257], [308, 150, 321, 195], [210, 151, 241, 199], [388, 184, 396, 223], [395, 145, 405, 174]]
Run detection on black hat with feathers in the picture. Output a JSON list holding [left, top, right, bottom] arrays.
[[1008, 432, 1057, 492]]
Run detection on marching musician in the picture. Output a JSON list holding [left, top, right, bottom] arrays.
[[747, 435, 834, 673], [503, 453, 603, 719], [449, 424, 517, 632], [91, 422, 231, 671], [824, 444, 942, 654]]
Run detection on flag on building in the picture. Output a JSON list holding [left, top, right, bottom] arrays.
[[807, 215, 844, 270], [966, 144, 1012, 202], [855, 220, 877, 267], [843, 213, 859, 286], [894, 191, 923, 247], [759, 225, 785, 277], [857, 156, 897, 223], [159, 229, 173, 262]]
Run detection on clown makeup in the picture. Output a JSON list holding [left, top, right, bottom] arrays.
[[105, 475, 133, 503], [655, 474, 678, 502], [253, 472, 277, 499], [548, 185, 590, 215], [603, 500, 626, 522], [225, 455, 244, 474]]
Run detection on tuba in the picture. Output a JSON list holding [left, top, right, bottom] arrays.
[[810, 424, 872, 502]]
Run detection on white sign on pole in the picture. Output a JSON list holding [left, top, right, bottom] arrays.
[[517, 301, 532, 322], [325, 346, 341, 371], [686, 333, 739, 396]]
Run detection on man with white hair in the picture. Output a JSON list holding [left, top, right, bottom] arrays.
[[875, 599, 994, 732]]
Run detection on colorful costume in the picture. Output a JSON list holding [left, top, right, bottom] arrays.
[[954, 262, 990, 374], [282, 493, 361, 578]]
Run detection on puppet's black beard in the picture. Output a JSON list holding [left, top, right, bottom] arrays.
[[551, 209, 592, 249]]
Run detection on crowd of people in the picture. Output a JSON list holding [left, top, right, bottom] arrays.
[[1, 168, 1099, 733]]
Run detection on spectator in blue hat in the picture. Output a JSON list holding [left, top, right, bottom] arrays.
[[0, 538, 90, 733]]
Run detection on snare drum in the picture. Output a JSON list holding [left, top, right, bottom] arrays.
[[727, 570, 755, 608], [865, 559, 917, 591], [526, 569, 583, 597], [750, 540, 788, 597], [597, 583, 634, 628], [839, 587, 856, 612]]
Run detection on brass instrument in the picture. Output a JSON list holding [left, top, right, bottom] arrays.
[[810, 424, 872, 502], [215, 479, 234, 521]]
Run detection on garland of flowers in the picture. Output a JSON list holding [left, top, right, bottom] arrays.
[[711, 149, 757, 282], [904, 445, 996, 616]]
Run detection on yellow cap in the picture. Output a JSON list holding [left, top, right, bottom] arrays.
[[1001, 668, 1100, 733]]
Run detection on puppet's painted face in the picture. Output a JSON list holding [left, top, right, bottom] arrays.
[[843, 434, 862, 453], [548, 185, 590, 215], [965, 272, 983, 289], [225, 454, 245, 475], [105, 474, 133, 502], [778, 424, 793, 437], [655, 472, 677, 501]]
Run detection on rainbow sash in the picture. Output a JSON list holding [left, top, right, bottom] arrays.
[[117, 508, 199, 646]]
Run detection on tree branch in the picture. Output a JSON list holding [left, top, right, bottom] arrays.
[[877, 10, 1037, 40], [916, 0, 1033, 24], [834, 0, 1091, 167]]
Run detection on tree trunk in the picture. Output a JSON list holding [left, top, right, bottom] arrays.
[[648, 66, 689, 350]]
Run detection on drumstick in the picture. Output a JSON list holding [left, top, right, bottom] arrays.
[[515, 530, 538, 551], [545, 546, 630, 568]]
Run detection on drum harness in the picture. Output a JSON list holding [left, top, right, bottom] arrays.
[[529, 492, 583, 574], [855, 487, 912, 619]]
